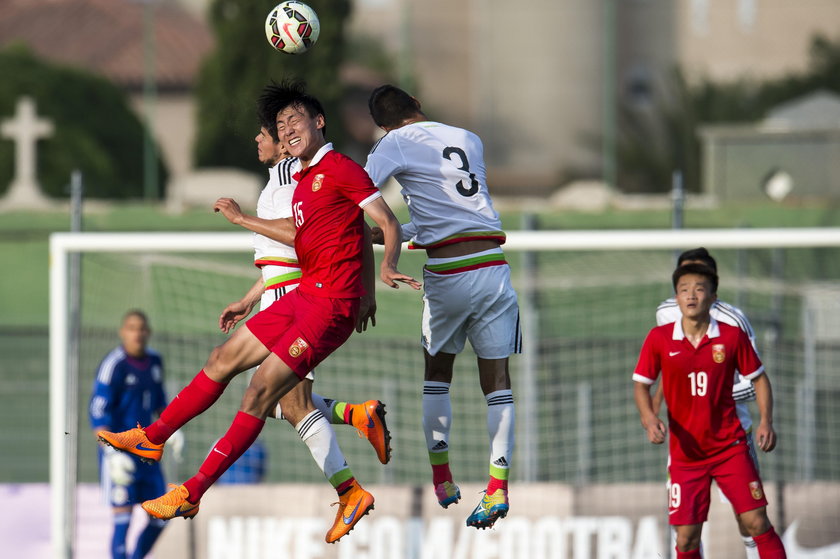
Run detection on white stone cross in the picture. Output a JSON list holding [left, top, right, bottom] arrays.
[[0, 96, 55, 209]]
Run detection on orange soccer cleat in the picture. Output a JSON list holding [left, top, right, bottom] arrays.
[[350, 400, 392, 464], [325, 483, 375, 543], [142, 484, 199, 520], [98, 424, 164, 464]]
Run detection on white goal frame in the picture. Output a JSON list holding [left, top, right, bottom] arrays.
[[49, 227, 840, 559]]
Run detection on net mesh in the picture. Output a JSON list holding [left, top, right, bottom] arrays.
[[59, 244, 840, 490]]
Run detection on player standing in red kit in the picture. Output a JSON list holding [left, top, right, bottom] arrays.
[[633, 263, 786, 558], [98, 81, 420, 543]]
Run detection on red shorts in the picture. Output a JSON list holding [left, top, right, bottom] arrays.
[[245, 288, 359, 379], [668, 441, 768, 525]]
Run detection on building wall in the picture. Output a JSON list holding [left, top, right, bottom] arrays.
[[129, 92, 197, 180], [617, 0, 840, 88], [350, 0, 606, 195], [181, 0, 840, 197]]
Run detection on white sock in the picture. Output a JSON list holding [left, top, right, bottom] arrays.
[[423, 381, 452, 453], [274, 392, 336, 422], [485, 389, 515, 478], [310, 393, 338, 422], [295, 410, 348, 479], [742, 535, 758, 559]]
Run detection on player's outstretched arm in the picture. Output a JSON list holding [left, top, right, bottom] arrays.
[[634, 382, 666, 444], [219, 277, 264, 334], [362, 198, 421, 290], [752, 372, 777, 452], [214, 197, 296, 246]]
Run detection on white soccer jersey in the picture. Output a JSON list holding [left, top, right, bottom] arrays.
[[656, 297, 758, 428], [364, 121, 506, 249], [253, 157, 302, 291]]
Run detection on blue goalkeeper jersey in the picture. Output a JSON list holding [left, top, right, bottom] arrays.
[[88, 347, 167, 432]]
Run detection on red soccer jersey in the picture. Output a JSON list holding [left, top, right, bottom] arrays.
[[291, 145, 382, 298], [633, 318, 764, 462]]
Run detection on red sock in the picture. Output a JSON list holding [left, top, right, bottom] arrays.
[[145, 370, 226, 444], [431, 464, 452, 486], [183, 411, 265, 503], [487, 475, 507, 495], [753, 526, 787, 559], [335, 478, 357, 497], [676, 548, 702, 559]]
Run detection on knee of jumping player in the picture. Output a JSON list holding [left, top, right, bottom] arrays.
[[241, 382, 280, 419], [738, 507, 772, 537], [477, 357, 511, 394], [424, 349, 455, 383], [276, 381, 315, 425], [203, 344, 239, 383]]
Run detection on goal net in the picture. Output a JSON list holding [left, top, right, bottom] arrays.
[[48, 228, 840, 558]]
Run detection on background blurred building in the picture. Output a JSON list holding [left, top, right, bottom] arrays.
[[351, 0, 840, 196], [1, 0, 839, 201]]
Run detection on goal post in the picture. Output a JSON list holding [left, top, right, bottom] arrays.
[[49, 228, 840, 559]]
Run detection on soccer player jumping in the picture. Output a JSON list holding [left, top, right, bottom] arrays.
[[364, 85, 520, 529], [633, 263, 786, 558], [98, 81, 419, 543]]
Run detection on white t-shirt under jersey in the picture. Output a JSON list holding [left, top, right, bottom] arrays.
[[364, 121, 506, 249], [253, 157, 302, 290]]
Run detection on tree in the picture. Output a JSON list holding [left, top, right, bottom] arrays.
[[194, 0, 351, 174], [0, 45, 167, 199]]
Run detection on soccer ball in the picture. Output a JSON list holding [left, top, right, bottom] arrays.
[[264, 1, 320, 55]]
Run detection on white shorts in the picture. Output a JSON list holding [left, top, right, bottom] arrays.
[[260, 283, 315, 381], [421, 249, 521, 358]]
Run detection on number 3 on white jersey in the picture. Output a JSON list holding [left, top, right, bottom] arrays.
[[293, 201, 304, 227]]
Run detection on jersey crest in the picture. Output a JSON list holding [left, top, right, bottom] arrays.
[[289, 337, 310, 358], [712, 344, 726, 363], [312, 173, 324, 191], [749, 480, 764, 500]]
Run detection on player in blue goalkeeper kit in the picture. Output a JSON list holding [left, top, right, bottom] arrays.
[[89, 309, 180, 559]]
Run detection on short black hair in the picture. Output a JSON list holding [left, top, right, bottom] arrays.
[[677, 247, 717, 272], [672, 263, 719, 294], [368, 84, 423, 128], [121, 308, 149, 327], [257, 78, 326, 141]]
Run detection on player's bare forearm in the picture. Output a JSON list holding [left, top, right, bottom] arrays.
[[634, 382, 666, 444], [356, 224, 377, 332], [752, 372, 777, 452], [214, 198, 295, 246], [219, 277, 263, 333], [652, 381, 665, 416], [363, 198, 421, 290]]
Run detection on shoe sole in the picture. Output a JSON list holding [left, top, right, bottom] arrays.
[[98, 435, 160, 464], [439, 497, 460, 509], [438, 492, 461, 509], [327, 503, 374, 544], [373, 402, 392, 464], [467, 507, 508, 529], [143, 506, 199, 521]]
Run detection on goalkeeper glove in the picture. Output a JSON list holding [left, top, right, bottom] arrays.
[[105, 447, 135, 486], [168, 429, 185, 463]]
